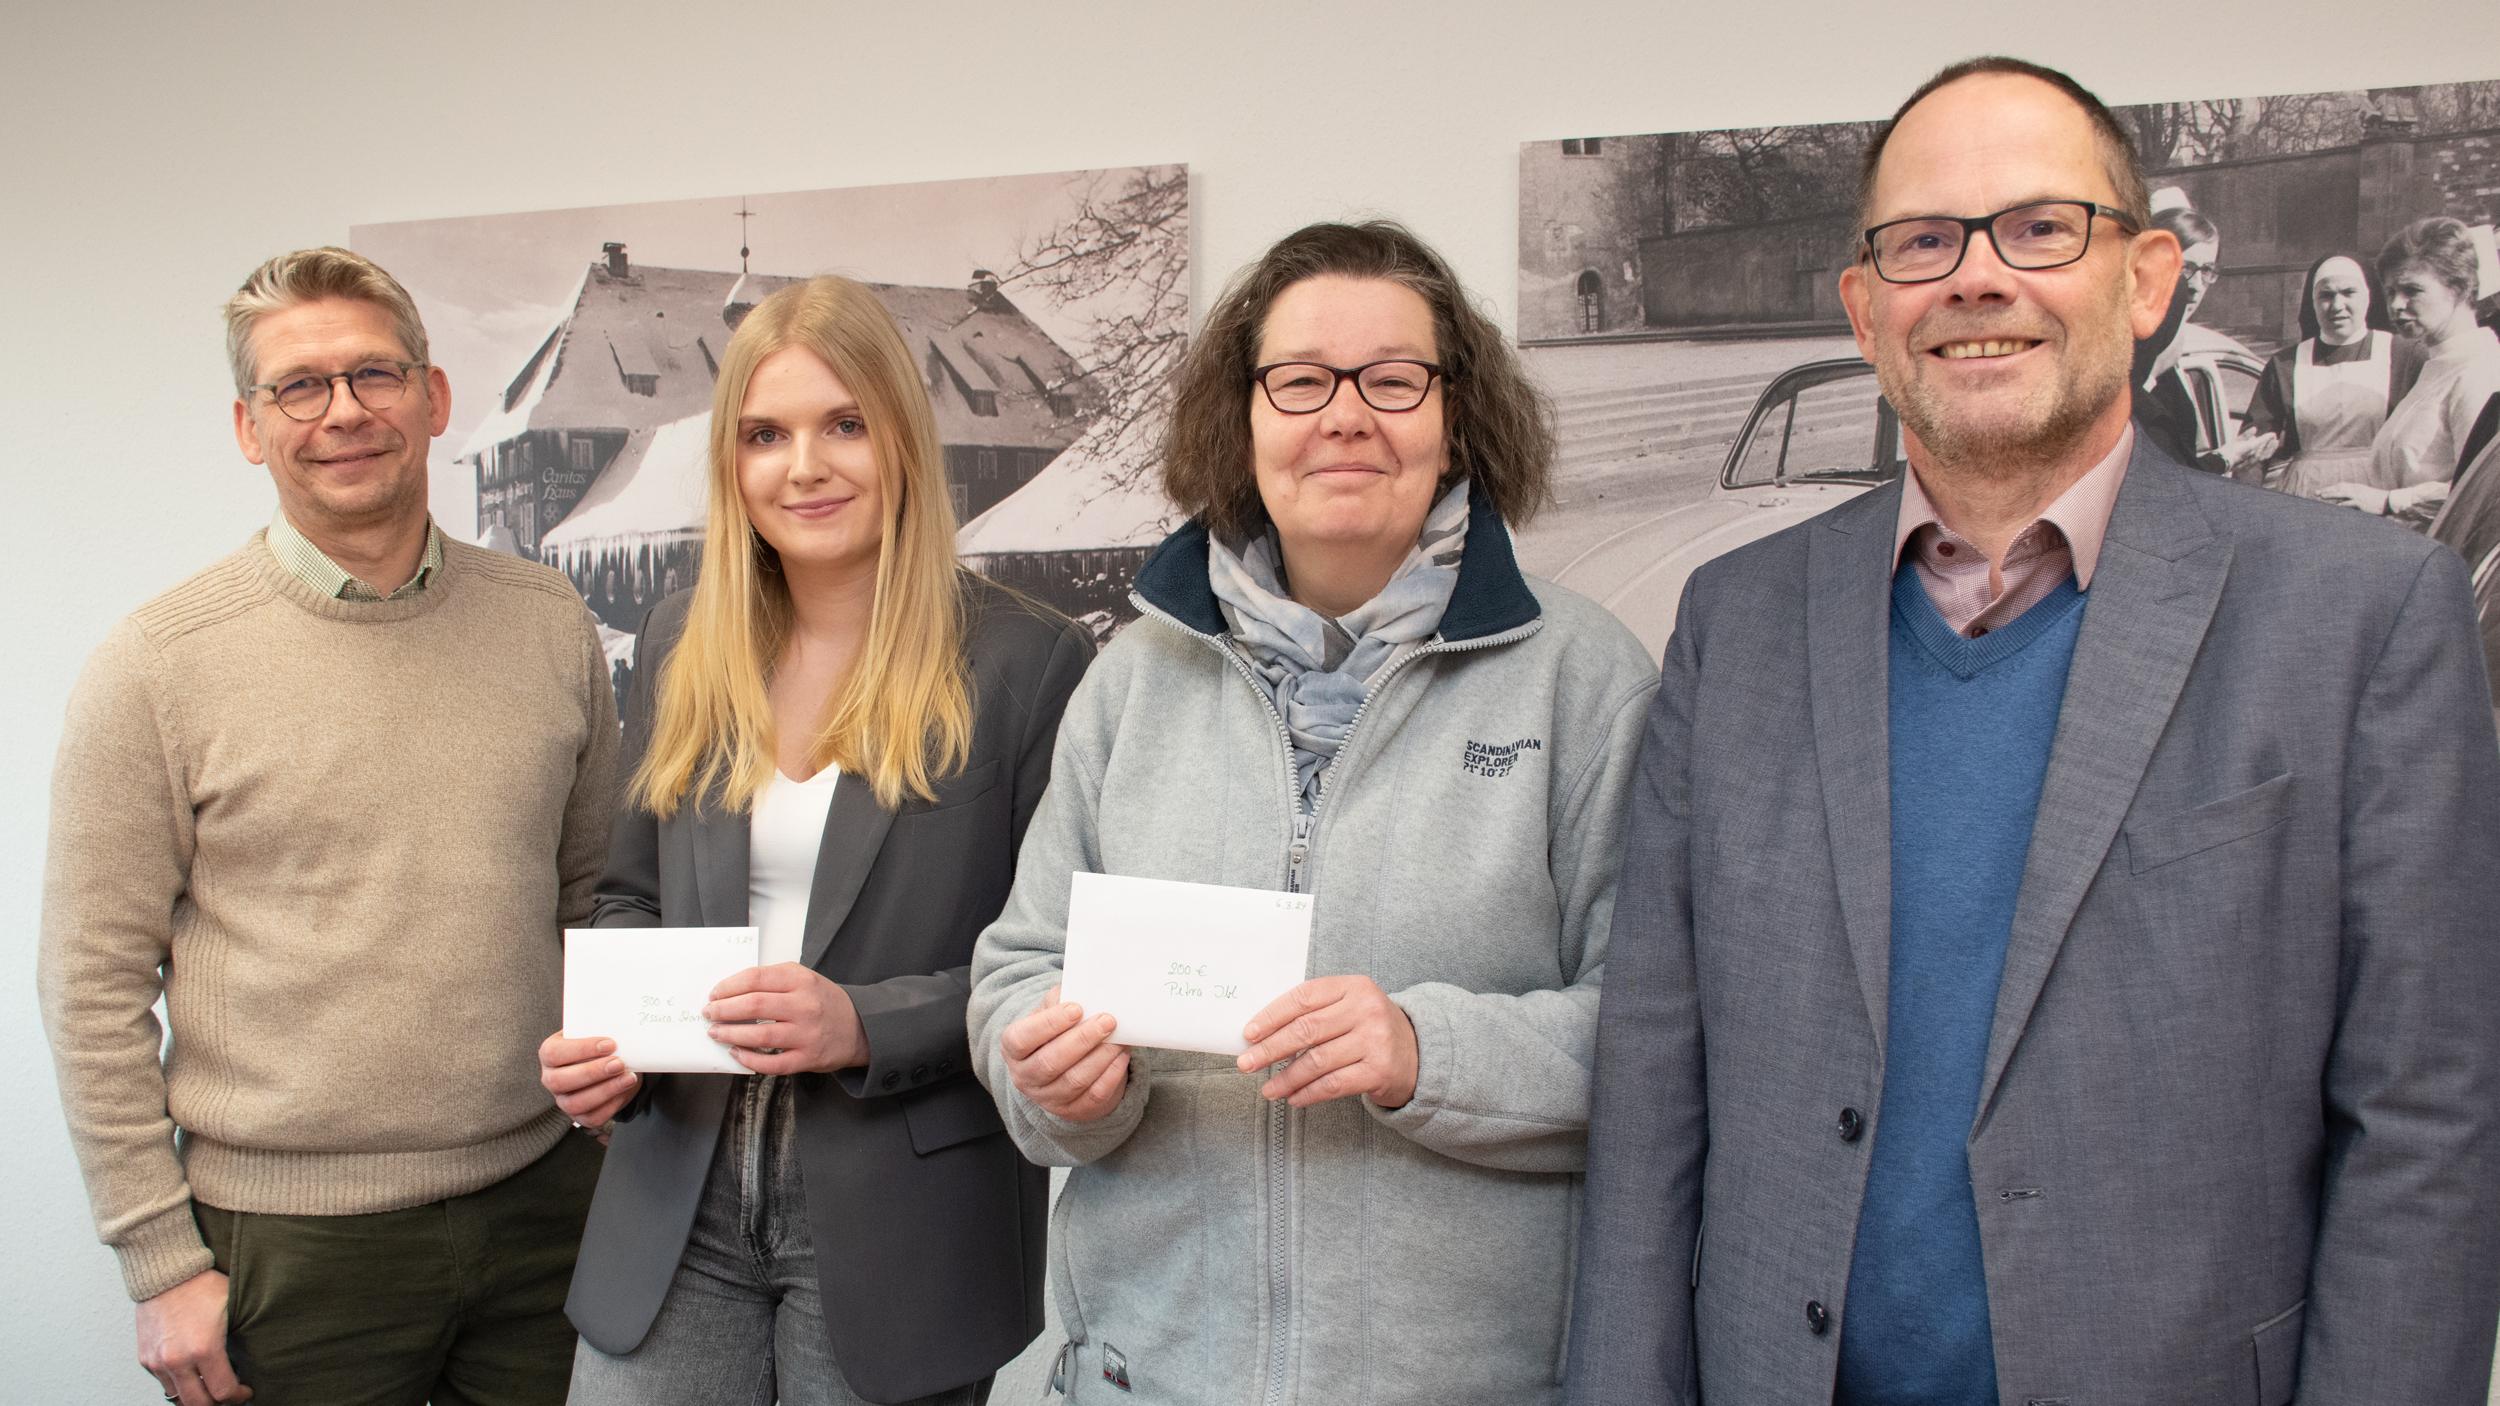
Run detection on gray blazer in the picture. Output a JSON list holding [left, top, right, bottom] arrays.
[[1567, 443, 2500, 1405], [564, 577, 1093, 1403]]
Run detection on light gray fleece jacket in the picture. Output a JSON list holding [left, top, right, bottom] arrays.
[[969, 493, 1658, 1405]]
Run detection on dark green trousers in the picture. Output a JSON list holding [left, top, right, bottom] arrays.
[[194, 1131, 602, 1406]]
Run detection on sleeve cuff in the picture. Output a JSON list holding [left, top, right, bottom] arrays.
[[1368, 990, 1452, 1134], [841, 1003, 955, 1100], [1017, 1064, 1153, 1160], [114, 1202, 215, 1303]]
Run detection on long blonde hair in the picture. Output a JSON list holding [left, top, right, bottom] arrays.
[[632, 276, 972, 815]]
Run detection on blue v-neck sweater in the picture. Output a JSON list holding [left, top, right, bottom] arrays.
[[1836, 569, 2088, 1406]]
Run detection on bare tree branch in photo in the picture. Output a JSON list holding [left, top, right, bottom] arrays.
[[1611, 133, 1674, 246], [2228, 92, 2361, 158], [1000, 166, 1191, 492], [1672, 124, 1873, 230], [2415, 81, 2500, 136], [1713, 127, 1793, 226], [2128, 102, 2194, 172], [2160, 99, 2245, 166]]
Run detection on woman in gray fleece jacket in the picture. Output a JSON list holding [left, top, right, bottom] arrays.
[[969, 222, 1657, 1405]]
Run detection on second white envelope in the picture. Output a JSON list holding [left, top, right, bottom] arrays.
[[1059, 872, 1315, 1056]]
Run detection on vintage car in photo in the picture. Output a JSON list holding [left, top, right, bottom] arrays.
[[1555, 335, 2262, 662]]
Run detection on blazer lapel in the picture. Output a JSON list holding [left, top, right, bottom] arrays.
[[799, 776, 897, 970], [1974, 449, 2230, 1119], [1809, 483, 1905, 1053], [692, 796, 752, 929]]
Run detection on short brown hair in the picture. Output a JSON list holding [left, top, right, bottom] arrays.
[[2378, 216, 2482, 302], [1161, 221, 1554, 541], [1856, 57, 2150, 236], [2153, 206, 2219, 249], [224, 247, 431, 397]]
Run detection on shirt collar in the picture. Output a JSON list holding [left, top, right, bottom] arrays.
[[267, 513, 443, 601], [1892, 426, 2132, 590]]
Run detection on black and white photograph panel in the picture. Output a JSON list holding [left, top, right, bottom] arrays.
[[1517, 80, 2500, 663], [352, 163, 1189, 687]]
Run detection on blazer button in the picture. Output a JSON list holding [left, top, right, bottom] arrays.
[[880, 1071, 901, 1090], [1837, 1107, 1865, 1143], [937, 1058, 956, 1075], [1806, 1300, 1830, 1335], [911, 1062, 931, 1082]]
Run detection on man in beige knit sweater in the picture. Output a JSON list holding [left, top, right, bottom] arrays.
[[38, 247, 619, 1406]]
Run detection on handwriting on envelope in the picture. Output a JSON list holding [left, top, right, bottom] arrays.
[[564, 927, 761, 1074], [1059, 873, 1315, 1056]]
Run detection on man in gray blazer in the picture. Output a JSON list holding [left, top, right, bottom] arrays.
[[1568, 56, 2500, 1406]]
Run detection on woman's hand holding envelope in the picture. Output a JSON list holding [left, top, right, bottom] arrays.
[[703, 963, 868, 1074], [1001, 985, 1131, 1122], [1237, 976, 1419, 1110]]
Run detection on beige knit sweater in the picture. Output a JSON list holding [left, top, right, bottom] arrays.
[[38, 534, 619, 1301]]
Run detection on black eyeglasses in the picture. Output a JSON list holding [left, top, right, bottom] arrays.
[[1861, 201, 2140, 285], [248, 360, 427, 422], [1251, 360, 1445, 415]]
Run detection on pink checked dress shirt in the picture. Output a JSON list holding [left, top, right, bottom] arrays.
[[1892, 431, 2133, 638]]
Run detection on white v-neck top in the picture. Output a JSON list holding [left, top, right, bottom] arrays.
[[749, 766, 840, 967]]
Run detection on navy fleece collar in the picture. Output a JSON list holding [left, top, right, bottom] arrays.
[[1132, 481, 1542, 642]]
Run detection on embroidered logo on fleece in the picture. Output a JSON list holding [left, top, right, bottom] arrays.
[[1461, 736, 1544, 778], [1102, 1342, 1132, 1391]]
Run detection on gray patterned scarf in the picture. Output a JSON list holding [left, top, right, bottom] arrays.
[[1207, 480, 1471, 812]]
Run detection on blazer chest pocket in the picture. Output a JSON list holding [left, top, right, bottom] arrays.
[[899, 759, 1001, 817], [2124, 772, 2292, 875], [901, 1075, 1006, 1155]]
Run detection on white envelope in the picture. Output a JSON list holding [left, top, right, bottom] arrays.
[[1059, 872, 1315, 1056], [563, 926, 761, 1074]]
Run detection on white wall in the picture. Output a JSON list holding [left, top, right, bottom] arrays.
[[5, 1, 2493, 1393]]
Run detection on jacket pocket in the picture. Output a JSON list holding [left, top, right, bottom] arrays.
[[2125, 772, 2293, 875], [1048, 1173, 1092, 1351], [215, 1208, 261, 1335], [900, 1076, 1006, 1154], [2251, 1297, 2304, 1406], [1555, 1175, 1582, 1383], [901, 759, 1001, 815]]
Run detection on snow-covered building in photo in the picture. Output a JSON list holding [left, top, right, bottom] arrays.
[[463, 242, 1095, 626], [536, 411, 710, 635], [956, 422, 1177, 631]]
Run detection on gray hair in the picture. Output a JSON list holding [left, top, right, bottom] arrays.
[[223, 247, 430, 396]]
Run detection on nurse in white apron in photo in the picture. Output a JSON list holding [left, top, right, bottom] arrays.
[[2322, 218, 2500, 529], [2279, 328, 2398, 499]]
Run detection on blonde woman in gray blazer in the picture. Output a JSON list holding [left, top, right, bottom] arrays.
[[539, 277, 1090, 1406]]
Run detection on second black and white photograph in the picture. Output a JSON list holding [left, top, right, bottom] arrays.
[[1517, 78, 2500, 663]]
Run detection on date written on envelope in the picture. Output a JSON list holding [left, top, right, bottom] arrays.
[[1059, 872, 1315, 1057]]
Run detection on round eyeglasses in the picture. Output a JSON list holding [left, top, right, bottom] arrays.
[[249, 360, 427, 422], [1861, 201, 2140, 285], [1251, 360, 1445, 414]]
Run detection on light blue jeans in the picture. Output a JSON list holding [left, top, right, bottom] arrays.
[[567, 1077, 987, 1406]]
